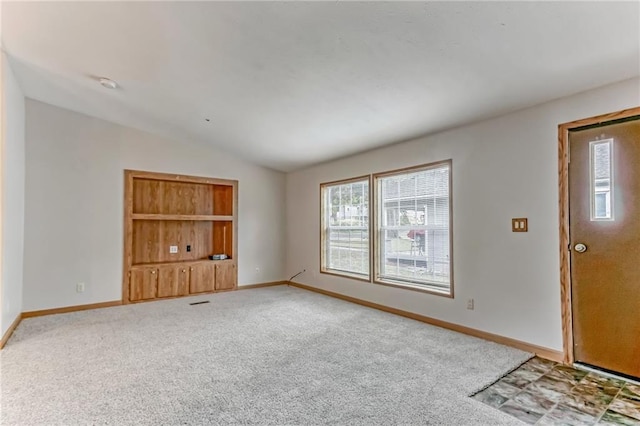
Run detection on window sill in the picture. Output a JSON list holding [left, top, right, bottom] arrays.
[[320, 269, 371, 283], [373, 278, 453, 298]]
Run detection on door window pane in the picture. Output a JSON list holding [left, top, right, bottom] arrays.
[[590, 139, 613, 220]]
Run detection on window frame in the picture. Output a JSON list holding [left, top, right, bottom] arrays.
[[320, 175, 372, 282], [372, 160, 454, 297]]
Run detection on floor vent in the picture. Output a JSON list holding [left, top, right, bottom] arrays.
[[189, 301, 210, 306]]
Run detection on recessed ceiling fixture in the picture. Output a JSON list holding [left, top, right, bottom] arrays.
[[98, 77, 118, 89]]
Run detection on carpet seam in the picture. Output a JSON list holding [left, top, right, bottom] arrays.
[[467, 354, 536, 397]]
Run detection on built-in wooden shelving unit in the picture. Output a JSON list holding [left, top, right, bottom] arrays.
[[122, 170, 238, 303]]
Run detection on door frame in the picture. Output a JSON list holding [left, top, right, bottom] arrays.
[[558, 106, 640, 364]]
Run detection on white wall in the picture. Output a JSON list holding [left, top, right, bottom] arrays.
[[1, 53, 26, 335], [23, 100, 286, 311], [286, 77, 640, 352]]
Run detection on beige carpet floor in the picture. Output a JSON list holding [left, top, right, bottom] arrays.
[[1, 285, 530, 425]]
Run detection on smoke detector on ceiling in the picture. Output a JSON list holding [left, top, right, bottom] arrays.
[[98, 77, 118, 89]]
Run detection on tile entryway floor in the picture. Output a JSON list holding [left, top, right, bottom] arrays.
[[472, 357, 640, 425]]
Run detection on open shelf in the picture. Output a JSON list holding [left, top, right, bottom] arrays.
[[132, 214, 233, 221], [132, 258, 233, 268]]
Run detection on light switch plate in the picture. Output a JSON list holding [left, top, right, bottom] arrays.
[[169, 245, 178, 253], [512, 218, 528, 232]]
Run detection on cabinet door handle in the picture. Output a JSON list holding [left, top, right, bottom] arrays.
[[151, 270, 156, 274], [182, 269, 186, 273]]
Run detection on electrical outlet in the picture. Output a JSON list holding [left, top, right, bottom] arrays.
[[76, 282, 85, 293], [467, 298, 474, 310], [255, 267, 260, 273], [169, 245, 178, 254]]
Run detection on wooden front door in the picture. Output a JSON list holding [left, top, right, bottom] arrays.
[[569, 117, 640, 379]]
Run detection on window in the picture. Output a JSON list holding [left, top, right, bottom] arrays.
[[590, 139, 614, 221], [374, 161, 453, 295], [320, 177, 370, 280]]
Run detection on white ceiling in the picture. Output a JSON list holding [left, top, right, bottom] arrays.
[[2, 2, 639, 172]]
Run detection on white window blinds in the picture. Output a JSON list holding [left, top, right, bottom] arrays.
[[376, 162, 452, 293]]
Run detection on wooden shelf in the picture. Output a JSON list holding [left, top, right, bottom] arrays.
[[132, 214, 233, 221], [132, 259, 234, 268]]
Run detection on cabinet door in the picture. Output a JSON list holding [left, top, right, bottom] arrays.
[[129, 268, 158, 301], [157, 265, 190, 298], [215, 263, 237, 291], [189, 263, 215, 294]]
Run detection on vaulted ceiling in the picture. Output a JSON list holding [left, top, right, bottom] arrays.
[[2, 2, 639, 171]]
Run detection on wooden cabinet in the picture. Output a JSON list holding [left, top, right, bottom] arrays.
[[129, 267, 158, 301], [123, 170, 238, 303], [215, 263, 237, 291], [189, 262, 216, 294], [157, 265, 190, 298]]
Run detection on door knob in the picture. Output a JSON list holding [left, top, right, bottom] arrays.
[[574, 243, 587, 253]]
